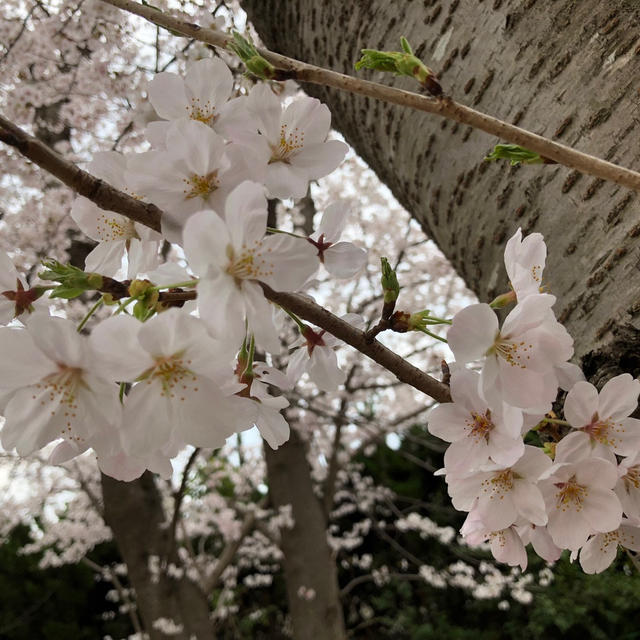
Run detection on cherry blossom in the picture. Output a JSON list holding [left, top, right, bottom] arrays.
[[246, 84, 348, 199], [615, 452, 640, 520], [89, 309, 254, 455], [0, 249, 46, 323], [146, 57, 253, 143], [579, 519, 640, 574], [561, 374, 640, 458], [448, 295, 573, 410], [183, 181, 318, 352], [307, 202, 367, 278], [504, 227, 545, 301], [71, 151, 161, 278], [0, 315, 121, 457], [538, 456, 622, 551], [427, 367, 524, 473], [127, 120, 262, 242]]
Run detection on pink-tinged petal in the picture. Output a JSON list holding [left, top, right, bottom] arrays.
[[0, 327, 56, 388], [90, 314, 152, 381], [224, 181, 268, 247], [26, 315, 85, 368], [281, 97, 331, 143], [292, 140, 348, 179], [166, 119, 227, 177], [489, 430, 525, 468], [216, 97, 257, 140], [49, 440, 88, 465], [243, 280, 281, 353], [564, 381, 598, 427], [122, 385, 175, 455], [184, 58, 233, 110], [246, 84, 283, 145], [580, 533, 618, 574], [528, 526, 562, 563], [85, 241, 126, 278], [324, 242, 367, 279], [265, 162, 310, 200], [448, 367, 483, 410], [490, 527, 528, 571], [616, 477, 640, 521], [177, 379, 253, 449], [196, 274, 245, 347], [2, 386, 65, 455], [495, 359, 558, 409], [598, 373, 640, 421], [575, 457, 618, 488], [126, 239, 160, 280], [148, 71, 188, 120], [447, 472, 486, 511], [547, 507, 591, 550], [137, 308, 200, 358], [183, 209, 230, 275], [0, 250, 18, 290], [444, 436, 490, 476], [619, 524, 640, 552], [554, 430, 593, 464], [309, 347, 345, 392], [512, 445, 552, 479], [255, 405, 290, 449], [582, 488, 623, 533], [427, 403, 476, 443], [478, 491, 518, 531], [448, 304, 499, 363], [286, 347, 308, 386], [513, 481, 547, 525], [555, 362, 585, 391], [259, 233, 318, 291], [314, 202, 349, 243], [145, 121, 169, 148], [501, 293, 555, 336]]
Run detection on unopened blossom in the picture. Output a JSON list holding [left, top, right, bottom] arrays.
[[127, 120, 263, 242], [307, 203, 367, 278], [0, 315, 121, 456], [579, 519, 640, 574], [428, 367, 524, 474], [146, 57, 253, 143], [90, 309, 254, 455], [71, 151, 160, 278], [246, 84, 348, 199], [448, 294, 573, 410], [446, 446, 551, 531], [504, 228, 545, 301], [560, 374, 640, 459], [615, 452, 640, 520], [183, 181, 317, 353], [286, 314, 363, 392], [539, 455, 622, 551]]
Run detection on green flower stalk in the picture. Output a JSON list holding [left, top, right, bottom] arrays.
[[380, 257, 400, 319]]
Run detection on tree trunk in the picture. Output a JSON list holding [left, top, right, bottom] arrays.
[[242, 0, 640, 371], [101, 472, 215, 639], [264, 428, 346, 640]]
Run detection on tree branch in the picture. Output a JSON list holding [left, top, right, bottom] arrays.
[[0, 114, 162, 233], [102, 0, 640, 192]]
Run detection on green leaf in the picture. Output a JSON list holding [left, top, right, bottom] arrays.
[[484, 143, 545, 166]]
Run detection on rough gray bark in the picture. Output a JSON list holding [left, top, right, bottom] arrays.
[[101, 473, 215, 639], [243, 0, 640, 369], [264, 427, 346, 640]]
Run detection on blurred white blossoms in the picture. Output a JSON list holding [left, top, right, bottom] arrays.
[[183, 181, 317, 352], [71, 151, 161, 278], [246, 84, 348, 199]]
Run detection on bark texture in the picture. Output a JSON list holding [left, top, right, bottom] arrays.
[[243, 0, 640, 368], [264, 428, 346, 640], [101, 472, 215, 639]]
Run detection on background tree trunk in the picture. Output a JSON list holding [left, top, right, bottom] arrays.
[[264, 427, 346, 640], [242, 0, 640, 371], [101, 473, 215, 639]]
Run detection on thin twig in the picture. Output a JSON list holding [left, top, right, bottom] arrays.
[[102, 0, 640, 192]]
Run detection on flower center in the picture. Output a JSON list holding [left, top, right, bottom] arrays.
[[183, 171, 220, 200], [482, 469, 514, 498], [583, 413, 623, 447], [492, 337, 533, 369], [187, 98, 217, 126], [623, 466, 640, 490], [466, 410, 494, 442], [554, 476, 588, 512], [95, 212, 137, 241], [140, 354, 197, 399], [225, 244, 274, 286], [269, 124, 304, 163]]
